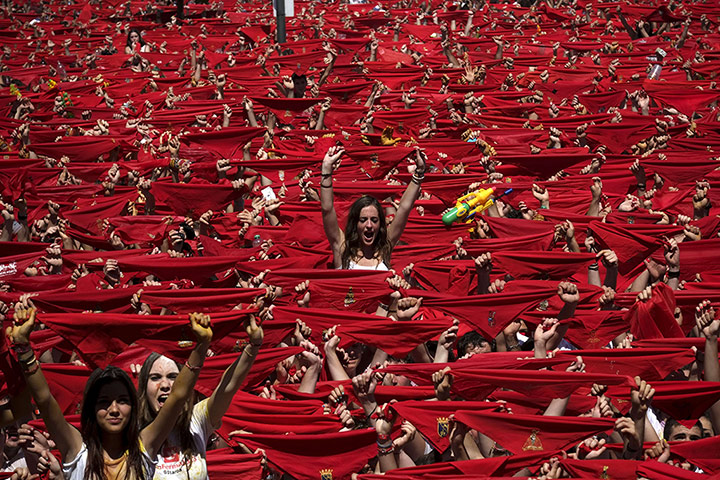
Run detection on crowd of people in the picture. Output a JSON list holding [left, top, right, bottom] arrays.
[[1, 0, 720, 478]]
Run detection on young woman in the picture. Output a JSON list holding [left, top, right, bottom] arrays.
[[6, 306, 212, 480], [320, 146, 426, 270], [125, 29, 148, 54], [137, 311, 264, 480]]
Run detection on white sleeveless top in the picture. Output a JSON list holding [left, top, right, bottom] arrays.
[[347, 260, 389, 271]]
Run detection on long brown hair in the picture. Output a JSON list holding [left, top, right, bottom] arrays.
[[341, 195, 392, 269], [80, 366, 147, 480], [137, 353, 197, 469]]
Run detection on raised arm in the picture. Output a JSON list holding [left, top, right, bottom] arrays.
[[697, 301, 720, 435], [7, 305, 83, 463], [387, 149, 425, 246], [320, 146, 345, 267], [206, 307, 264, 428], [140, 312, 211, 458]]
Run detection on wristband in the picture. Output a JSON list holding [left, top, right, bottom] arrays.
[[184, 360, 202, 372], [588, 263, 599, 271], [637, 183, 646, 189], [667, 270, 680, 278], [321, 173, 332, 178], [243, 345, 258, 357], [377, 433, 391, 444], [11, 342, 31, 355], [377, 443, 395, 455], [22, 358, 39, 375]]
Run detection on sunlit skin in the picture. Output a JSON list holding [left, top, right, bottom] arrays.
[[146, 356, 180, 415], [95, 380, 132, 436]]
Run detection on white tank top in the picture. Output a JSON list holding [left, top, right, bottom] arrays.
[[347, 260, 389, 271]]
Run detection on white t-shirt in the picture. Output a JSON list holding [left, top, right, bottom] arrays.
[[63, 443, 155, 480], [152, 399, 214, 480]]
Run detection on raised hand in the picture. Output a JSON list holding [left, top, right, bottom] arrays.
[[189, 312, 213, 344], [321, 146, 344, 175], [534, 317, 559, 346], [245, 311, 263, 347], [7, 303, 37, 345], [630, 376, 654, 417], [395, 297, 422, 321], [557, 281, 579, 304], [432, 366, 453, 401], [696, 300, 718, 338]]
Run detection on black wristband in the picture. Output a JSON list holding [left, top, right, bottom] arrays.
[[637, 182, 646, 189], [668, 270, 680, 279]]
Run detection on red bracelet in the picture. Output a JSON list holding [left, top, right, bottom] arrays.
[[184, 361, 202, 372]]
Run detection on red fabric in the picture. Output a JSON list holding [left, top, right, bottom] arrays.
[[391, 399, 500, 451], [561, 458, 640, 480], [589, 221, 663, 275], [492, 251, 597, 280], [195, 347, 303, 396], [232, 430, 378, 480], [626, 283, 684, 340], [206, 450, 264, 480], [39, 309, 255, 368], [180, 127, 267, 158], [455, 410, 616, 454], [635, 460, 710, 480], [151, 182, 245, 218], [608, 381, 720, 421], [555, 348, 696, 381]]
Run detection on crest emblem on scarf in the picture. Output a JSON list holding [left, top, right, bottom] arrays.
[[320, 468, 333, 480], [344, 286, 355, 306], [437, 417, 449, 438], [370, 154, 379, 169], [522, 429, 543, 451], [487, 310, 496, 327], [600, 465, 611, 479]]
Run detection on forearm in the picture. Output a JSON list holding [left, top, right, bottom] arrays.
[[628, 270, 650, 292], [604, 267, 618, 290], [477, 269, 490, 294], [543, 397, 569, 416], [246, 107, 258, 127], [377, 450, 398, 472], [567, 237, 580, 253], [208, 344, 260, 426], [545, 324, 569, 351], [0, 220, 12, 241], [324, 350, 351, 381], [587, 265, 602, 287], [315, 111, 326, 130], [434, 345, 450, 363], [297, 363, 322, 394], [706, 336, 720, 435], [174, 342, 209, 398]]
